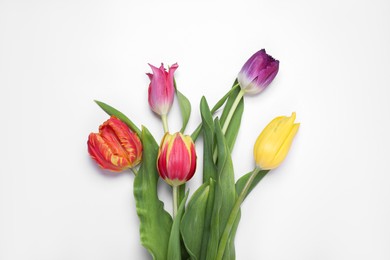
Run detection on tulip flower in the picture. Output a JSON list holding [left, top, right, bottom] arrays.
[[88, 116, 142, 172], [253, 112, 299, 170], [157, 132, 196, 218], [147, 63, 178, 117], [157, 132, 197, 186], [237, 49, 279, 95]]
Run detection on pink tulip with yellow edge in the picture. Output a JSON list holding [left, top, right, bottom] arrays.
[[157, 132, 197, 187]]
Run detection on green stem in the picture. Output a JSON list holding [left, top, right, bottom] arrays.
[[221, 88, 245, 135], [212, 88, 245, 162], [173, 185, 179, 219], [161, 114, 169, 133], [216, 167, 261, 260]]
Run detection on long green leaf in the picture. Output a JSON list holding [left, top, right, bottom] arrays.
[[181, 183, 210, 260], [224, 170, 270, 259], [224, 210, 240, 260], [206, 119, 237, 260], [200, 179, 215, 260], [214, 119, 237, 237], [94, 100, 141, 136], [205, 184, 221, 260], [200, 97, 217, 182], [167, 191, 189, 260], [134, 127, 172, 260]]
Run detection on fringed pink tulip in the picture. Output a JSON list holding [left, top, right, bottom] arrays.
[[147, 63, 178, 116], [157, 132, 197, 186], [237, 49, 279, 95], [88, 116, 142, 172]]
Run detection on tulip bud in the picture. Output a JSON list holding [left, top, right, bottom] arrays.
[[157, 132, 197, 186], [253, 112, 299, 170], [237, 49, 279, 95], [147, 63, 178, 116], [88, 116, 142, 172]]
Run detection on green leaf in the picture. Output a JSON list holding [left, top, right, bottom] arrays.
[[190, 81, 239, 141], [235, 170, 269, 200], [176, 89, 192, 133], [205, 178, 220, 260], [223, 210, 240, 260], [214, 119, 236, 237], [94, 100, 141, 136], [167, 191, 189, 260], [223, 169, 270, 259], [133, 127, 173, 260], [181, 182, 210, 260], [200, 97, 217, 182], [206, 119, 237, 260], [219, 81, 244, 152], [199, 179, 215, 260]]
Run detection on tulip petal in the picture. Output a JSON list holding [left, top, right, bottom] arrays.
[[88, 133, 126, 172], [270, 123, 300, 169], [167, 134, 191, 181]]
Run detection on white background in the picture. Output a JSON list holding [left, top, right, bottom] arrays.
[[1, 0, 390, 259]]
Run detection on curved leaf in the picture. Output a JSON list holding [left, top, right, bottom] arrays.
[[199, 179, 215, 260], [177, 90, 191, 133], [224, 170, 270, 259], [181, 183, 210, 260], [134, 127, 172, 260], [94, 100, 141, 136]]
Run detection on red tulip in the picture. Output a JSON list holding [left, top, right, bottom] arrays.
[[157, 132, 197, 186], [88, 116, 142, 172]]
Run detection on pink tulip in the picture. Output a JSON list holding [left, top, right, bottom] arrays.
[[147, 63, 178, 116]]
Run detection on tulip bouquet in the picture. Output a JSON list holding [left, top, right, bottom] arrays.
[[87, 49, 299, 260]]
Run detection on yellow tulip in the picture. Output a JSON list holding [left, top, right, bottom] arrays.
[[253, 112, 300, 170]]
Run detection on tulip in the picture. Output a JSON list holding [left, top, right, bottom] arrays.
[[147, 63, 178, 116], [157, 132, 197, 187], [237, 49, 279, 95], [88, 116, 142, 172], [253, 112, 299, 170]]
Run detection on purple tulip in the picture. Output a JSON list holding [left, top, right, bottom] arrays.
[[237, 49, 279, 95], [147, 63, 178, 116]]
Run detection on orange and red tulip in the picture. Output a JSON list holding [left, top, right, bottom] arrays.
[[88, 116, 142, 172]]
